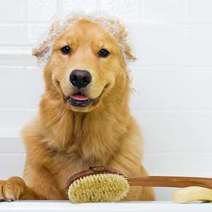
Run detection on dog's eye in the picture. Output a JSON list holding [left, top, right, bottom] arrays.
[[60, 45, 72, 55], [98, 48, 110, 58]]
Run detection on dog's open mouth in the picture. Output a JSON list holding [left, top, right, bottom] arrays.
[[63, 84, 109, 109], [65, 92, 94, 107]]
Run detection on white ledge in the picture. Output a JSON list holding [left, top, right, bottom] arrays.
[[0, 201, 212, 212]]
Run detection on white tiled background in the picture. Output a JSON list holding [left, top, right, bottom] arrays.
[[0, 0, 212, 200]]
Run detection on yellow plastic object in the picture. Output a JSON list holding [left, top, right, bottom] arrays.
[[173, 186, 212, 203]]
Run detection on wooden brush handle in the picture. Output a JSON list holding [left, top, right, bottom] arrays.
[[128, 176, 212, 189]]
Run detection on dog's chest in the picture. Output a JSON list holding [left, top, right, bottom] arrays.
[[48, 149, 108, 196]]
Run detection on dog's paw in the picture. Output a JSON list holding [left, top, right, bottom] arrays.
[[0, 177, 26, 201]]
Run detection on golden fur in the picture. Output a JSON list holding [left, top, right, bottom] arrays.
[[0, 17, 154, 201]]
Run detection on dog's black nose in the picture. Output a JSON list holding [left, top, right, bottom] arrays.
[[69, 70, 92, 88]]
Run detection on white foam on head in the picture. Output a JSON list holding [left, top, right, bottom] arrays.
[[33, 12, 135, 66]]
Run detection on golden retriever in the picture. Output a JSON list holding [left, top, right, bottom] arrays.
[[0, 16, 154, 201]]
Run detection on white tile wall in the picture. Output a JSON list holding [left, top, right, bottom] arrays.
[[0, 0, 212, 201], [0, 68, 43, 108], [141, 0, 186, 23], [186, 24, 212, 65], [99, 0, 142, 23], [0, 0, 27, 23], [131, 68, 212, 110], [28, 0, 57, 22], [62, 0, 99, 15], [129, 23, 188, 66], [188, 0, 212, 22], [0, 24, 28, 45]]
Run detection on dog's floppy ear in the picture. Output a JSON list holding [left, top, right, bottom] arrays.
[[32, 19, 61, 61], [32, 40, 50, 58], [96, 17, 136, 61], [113, 21, 136, 61], [99, 18, 136, 61], [122, 40, 136, 61], [32, 41, 49, 58]]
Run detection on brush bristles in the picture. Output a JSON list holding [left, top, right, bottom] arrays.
[[68, 173, 129, 203]]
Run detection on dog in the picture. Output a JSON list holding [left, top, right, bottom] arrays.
[[0, 16, 154, 201]]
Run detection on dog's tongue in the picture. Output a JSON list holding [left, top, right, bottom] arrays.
[[71, 94, 88, 101]]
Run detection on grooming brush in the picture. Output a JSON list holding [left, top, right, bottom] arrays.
[[67, 166, 129, 203], [66, 166, 212, 203]]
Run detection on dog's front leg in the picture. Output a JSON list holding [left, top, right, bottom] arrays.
[[23, 165, 64, 200]]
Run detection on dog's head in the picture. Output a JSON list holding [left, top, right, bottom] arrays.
[[33, 16, 135, 112]]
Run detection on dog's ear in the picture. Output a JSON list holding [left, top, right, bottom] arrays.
[[32, 19, 61, 61], [122, 41, 136, 61], [113, 21, 136, 61], [32, 40, 50, 58], [100, 18, 136, 61]]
